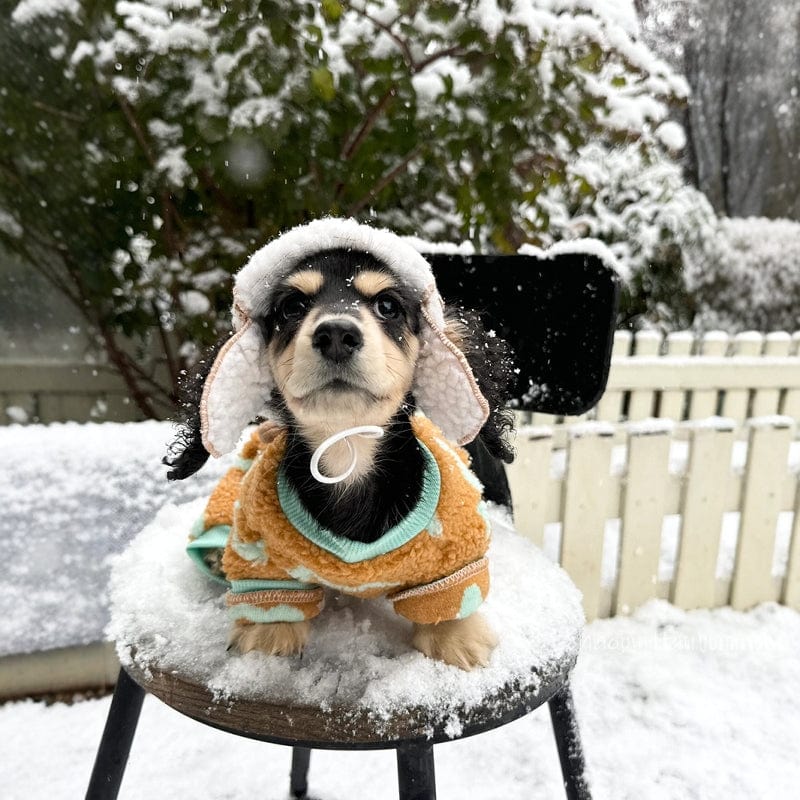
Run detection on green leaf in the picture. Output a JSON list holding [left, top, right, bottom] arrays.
[[321, 0, 342, 22], [311, 66, 336, 101]]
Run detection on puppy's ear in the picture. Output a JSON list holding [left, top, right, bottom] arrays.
[[443, 308, 516, 464], [163, 338, 225, 480]]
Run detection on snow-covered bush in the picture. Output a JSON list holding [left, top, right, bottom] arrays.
[[534, 141, 718, 327], [685, 217, 800, 333], [2, 0, 690, 416]]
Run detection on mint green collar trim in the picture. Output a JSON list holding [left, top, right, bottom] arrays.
[[186, 524, 231, 586], [276, 440, 441, 564], [230, 578, 315, 593]]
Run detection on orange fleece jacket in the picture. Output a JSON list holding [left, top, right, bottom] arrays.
[[188, 416, 491, 625]]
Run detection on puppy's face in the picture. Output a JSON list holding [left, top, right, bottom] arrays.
[[258, 250, 422, 439]]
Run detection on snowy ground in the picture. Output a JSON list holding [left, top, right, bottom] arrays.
[[2, 600, 798, 799]]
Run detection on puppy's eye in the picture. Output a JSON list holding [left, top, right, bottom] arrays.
[[373, 294, 401, 320], [281, 293, 309, 320]]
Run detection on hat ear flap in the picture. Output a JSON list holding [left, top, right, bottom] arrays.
[[200, 320, 274, 457], [413, 302, 490, 446]]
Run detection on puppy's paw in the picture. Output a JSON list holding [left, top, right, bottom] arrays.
[[412, 613, 498, 671], [227, 620, 310, 656]]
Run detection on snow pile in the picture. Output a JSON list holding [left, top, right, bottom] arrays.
[[107, 501, 583, 727], [0, 421, 234, 657], [685, 216, 800, 333]]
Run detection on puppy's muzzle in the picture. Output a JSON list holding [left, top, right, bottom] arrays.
[[312, 318, 363, 364]]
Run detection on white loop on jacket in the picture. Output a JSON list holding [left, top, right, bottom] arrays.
[[309, 425, 385, 484]]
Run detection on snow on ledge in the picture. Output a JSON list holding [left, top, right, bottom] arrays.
[[108, 501, 583, 730], [625, 418, 676, 436], [568, 420, 616, 439], [681, 416, 737, 432], [747, 415, 796, 430]]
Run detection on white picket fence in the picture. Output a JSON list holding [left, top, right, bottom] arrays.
[[508, 415, 800, 620], [507, 328, 800, 620]]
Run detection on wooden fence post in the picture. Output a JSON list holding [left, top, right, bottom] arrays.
[[731, 417, 795, 610], [752, 332, 792, 417], [560, 423, 614, 622], [784, 484, 800, 611], [671, 421, 735, 609], [723, 332, 762, 422], [691, 331, 729, 419], [784, 332, 800, 418], [594, 330, 631, 423], [506, 426, 553, 547], [627, 331, 661, 421], [614, 422, 672, 614], [660, 331, 693, 421]]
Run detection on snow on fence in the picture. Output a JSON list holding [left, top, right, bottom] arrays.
[[528, 329, 800, 434], [507, 416, 800, 621]]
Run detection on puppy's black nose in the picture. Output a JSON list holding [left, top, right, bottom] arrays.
[[312, 319, 363, 363]]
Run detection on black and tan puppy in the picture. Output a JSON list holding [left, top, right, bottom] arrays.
[[166, 219, 515, 669]]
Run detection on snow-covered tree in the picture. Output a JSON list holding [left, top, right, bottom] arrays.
[[639, 0, 800, 221], [2, 0, 690, 416]]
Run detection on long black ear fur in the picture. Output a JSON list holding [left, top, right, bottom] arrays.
[[444, 307, 516, 464], [162, 337, 226, 480]]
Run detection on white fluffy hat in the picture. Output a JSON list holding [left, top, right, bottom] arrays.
[[200, 217, 489, 457]]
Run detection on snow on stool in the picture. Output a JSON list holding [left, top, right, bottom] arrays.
[[89, 500, 590, 799]]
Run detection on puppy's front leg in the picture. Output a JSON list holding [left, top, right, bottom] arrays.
[[412, 613, 498, 670], [228, 620, 310, 656]]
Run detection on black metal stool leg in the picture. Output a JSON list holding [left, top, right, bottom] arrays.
[[290, 746, 311, 799], [85, 668, 146, 800], [548, 683, 591, 800], [396, 742, 436, 800]]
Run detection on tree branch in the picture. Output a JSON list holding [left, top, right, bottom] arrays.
[[346, 4, 464, 73], [116, 349, 175, 405], [197, 165, 240, 222], [346, 145, 424, 216], [412, 45, 465, 74], [335, 87, 398, 202], [348, 4, 415, 69], [151, 299, 180, 397], [340, 87, 397, 161], [116, 94, 189, 240], [30, 99, 84, 123]]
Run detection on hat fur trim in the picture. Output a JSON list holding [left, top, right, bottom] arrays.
[[200, 320, 273, 457]]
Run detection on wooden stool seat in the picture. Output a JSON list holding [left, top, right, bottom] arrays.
[[123, 647, 575, 749], [89, 500, 591, 798]]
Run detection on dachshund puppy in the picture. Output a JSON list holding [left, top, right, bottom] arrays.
[[166, 220, 515, 670]]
